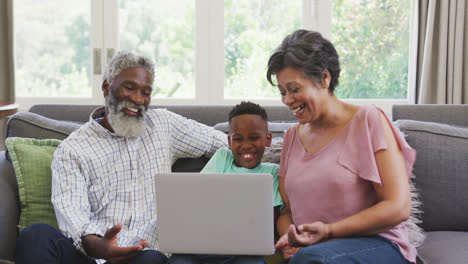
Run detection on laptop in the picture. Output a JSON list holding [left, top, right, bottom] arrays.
[[154, 172, 275, 255]]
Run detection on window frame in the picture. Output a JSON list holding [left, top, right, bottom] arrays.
[[15, 0, 411, 115]]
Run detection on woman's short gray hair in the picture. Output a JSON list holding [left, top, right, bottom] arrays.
[[267, 30, 341, 93], [103, 50, 155, 84]]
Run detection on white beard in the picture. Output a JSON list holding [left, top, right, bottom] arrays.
[[107, 95, 147, 137]]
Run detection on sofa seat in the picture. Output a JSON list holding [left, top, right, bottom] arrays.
[[418, 231, 468, 263]]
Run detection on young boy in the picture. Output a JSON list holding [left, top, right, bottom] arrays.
[[168, 101, 283, 264]]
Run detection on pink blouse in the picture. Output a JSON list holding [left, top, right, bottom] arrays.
[[278, 105, 417, 263]]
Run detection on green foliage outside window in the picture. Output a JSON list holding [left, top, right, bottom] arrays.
[[15, 0, 409, 100], [15, 0, 91, 97], [119, 0, 195, 98], [224, 0, 301, 99], [332, 0, 410, 99]]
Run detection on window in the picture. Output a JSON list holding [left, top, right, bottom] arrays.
[[14, 0, 410, 111], [224, 0, 301, 99], [119, 0, 196, 99], [14, 0, 91, 97], [332, 0, 410, 99]]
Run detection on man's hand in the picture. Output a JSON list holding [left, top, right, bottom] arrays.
[[82, 224, 148, 264]]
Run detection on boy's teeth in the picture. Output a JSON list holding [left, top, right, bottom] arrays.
[[242, 153, 253, 159]]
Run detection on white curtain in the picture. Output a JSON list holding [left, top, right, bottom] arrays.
[[409, 0, 467, 104]]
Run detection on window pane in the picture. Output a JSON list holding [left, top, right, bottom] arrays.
[[14, 0, 91, 97], [224, 0, 301, 99], [332, 0, 410, 99], [119, 0, 195, 99]]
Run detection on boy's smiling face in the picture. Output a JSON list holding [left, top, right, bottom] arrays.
[[228, 114, 272, 169]]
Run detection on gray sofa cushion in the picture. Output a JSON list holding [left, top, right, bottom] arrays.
[[5, 111, 209, 172], [5, 112, 83, 161], [213, 121, 296, 138], [395, 119, 468, 231], [172, 157, 210, 173], [6, 112, 83, 141], [417, 231, 468, 264], [392, 104, 468, 127], [29, 104, 297, 126]]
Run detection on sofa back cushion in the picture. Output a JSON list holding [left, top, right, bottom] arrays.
[[5, 112, 82, 161], [213, 121, 296, 138], [395, 119, 468, 231], [6, 112, 82, 141], [29, 104, 297, 126], [392, 104, 468, 127], [6, 105, 295, 172]]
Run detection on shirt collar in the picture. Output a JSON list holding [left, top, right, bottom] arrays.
[[88, 107, 117, 137]]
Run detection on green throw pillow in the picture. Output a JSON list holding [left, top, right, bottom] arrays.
[[5, 137, 62, 231]]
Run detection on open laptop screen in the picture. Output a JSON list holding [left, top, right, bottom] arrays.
[[155, 173, 275, 255]]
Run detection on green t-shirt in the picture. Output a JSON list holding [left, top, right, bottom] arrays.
[[201, 148, 283, 207]]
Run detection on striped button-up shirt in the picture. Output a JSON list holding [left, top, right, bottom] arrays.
[[51, 107, 227, 263]]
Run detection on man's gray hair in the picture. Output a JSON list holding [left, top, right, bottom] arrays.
[[103, 50, 155, 84]]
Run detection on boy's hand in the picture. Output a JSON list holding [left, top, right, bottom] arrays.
[[274, 231, 289, 249], [275, 230, 303, 260], [282, 245, 302, 260]]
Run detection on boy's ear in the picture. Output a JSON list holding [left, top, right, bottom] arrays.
[[266, 132, 272, 147], [227, 135, 232, 150]]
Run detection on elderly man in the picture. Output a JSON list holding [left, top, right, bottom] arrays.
[[15, 51, 227, 264]]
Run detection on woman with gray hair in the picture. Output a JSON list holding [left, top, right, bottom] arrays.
[[267, 30, 416, 264]]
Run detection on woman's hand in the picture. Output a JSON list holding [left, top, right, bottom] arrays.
[[275, 231, 303, 260], [287, 222, 331, 247], [275, 223, 331, 259]]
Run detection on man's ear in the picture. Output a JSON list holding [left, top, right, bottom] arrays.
[[266, 132, 272, 147], [227, 135, 232, 150], [102, 80, 110, 97]]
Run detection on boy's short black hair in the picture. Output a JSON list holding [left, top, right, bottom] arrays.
[[228, 101, 268, 123]]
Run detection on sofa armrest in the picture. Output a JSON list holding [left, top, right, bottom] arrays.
[[0, 151, 19, 261]]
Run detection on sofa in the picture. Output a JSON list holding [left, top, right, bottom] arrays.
[[0, 103, 467, 264], [391, 104, 468, 264], [0, 104, 296, 263]]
